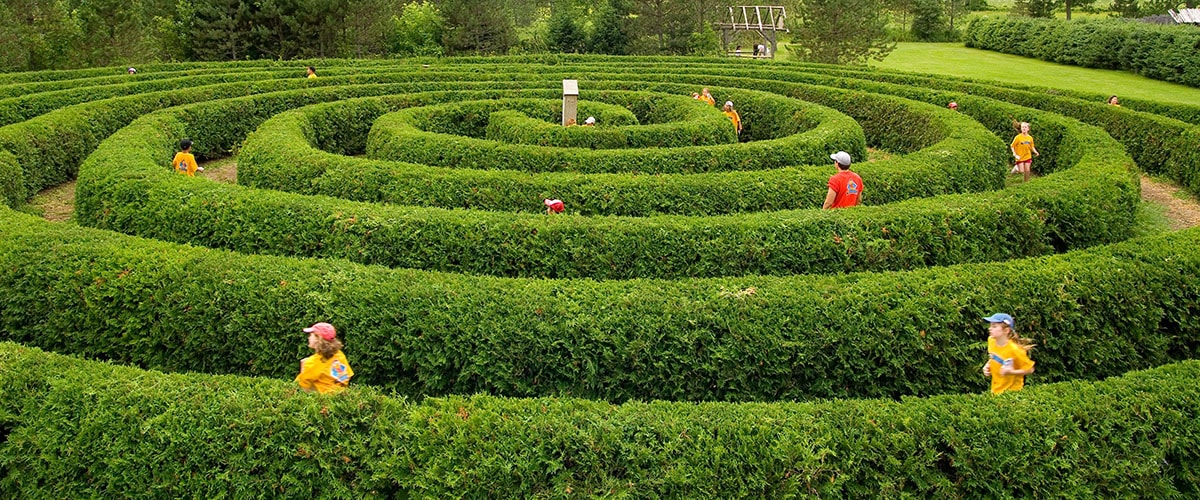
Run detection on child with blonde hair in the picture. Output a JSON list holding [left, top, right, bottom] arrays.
[[1010, 122, 1039, 182], [980, 313, 1035, 395], [296, 322, 353, 394]]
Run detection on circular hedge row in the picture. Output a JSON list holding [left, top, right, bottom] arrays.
[[0, 55, 1197, 497]]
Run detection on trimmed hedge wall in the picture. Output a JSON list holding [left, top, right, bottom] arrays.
[[239, 95, 1006, 216], [76, 83, 1129, 279], [965, 17, 1200, 89], [366, 85, 864, 174], [6, 208, 1200, 402], [1, 343, 1198, 497]]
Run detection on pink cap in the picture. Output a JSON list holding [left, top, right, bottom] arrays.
[[544, 199, 565, 213], [948, 101, 958, 109], [303, 322, 337, 341]]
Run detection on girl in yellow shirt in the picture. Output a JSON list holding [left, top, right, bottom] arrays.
[[296, 322, 354, 394], [980, 313, 1035, 395], [723, 101, 742, 136]]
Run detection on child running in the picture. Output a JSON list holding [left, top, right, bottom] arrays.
[[172, 138, 203, 176], [1010, 122, 1039, 183], [981, 313, 1035, 395], [295, 322, 354, 394]]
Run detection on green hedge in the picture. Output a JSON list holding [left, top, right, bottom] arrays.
[[646, 60, 1200, 198], [77, 84, 1116, 279], [964, 16, 1200, 89], [482, 96, 735, 149], [1, 343, 1198, 497], [239, 95, 1005, 216], [366, 84, 864, 174], [7, 208, 1200, 401]]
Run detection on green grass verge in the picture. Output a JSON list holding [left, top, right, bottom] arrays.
[[869, 43, 1200, 106]]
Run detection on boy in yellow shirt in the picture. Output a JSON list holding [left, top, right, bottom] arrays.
[[296, 322, 354, 394], [172, 138, 202, 177]]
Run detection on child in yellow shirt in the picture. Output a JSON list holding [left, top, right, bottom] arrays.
[[296, 322, 354, 394], [723, 101, 742, 136], [171, 138, 202, 177], [1010, 122, 1039, 183], [980, 313, 1035, 395]]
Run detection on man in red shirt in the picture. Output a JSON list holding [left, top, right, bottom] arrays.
[[823, 151, 863, 209]]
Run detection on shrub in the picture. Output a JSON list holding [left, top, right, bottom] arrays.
[[1, 343, 1198, 497]]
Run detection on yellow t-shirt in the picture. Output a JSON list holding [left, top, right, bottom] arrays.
[[988, 337, 1034, 395], [295, 350, 354, 394], [724, 110, 742, 133], [1011, 133, 1035, 162], [307, 73, 316, 79], [701, 94, 716, 106], [172, 151, 197, 177]]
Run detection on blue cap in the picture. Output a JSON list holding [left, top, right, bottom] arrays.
[[983, 313, 1015, 330]]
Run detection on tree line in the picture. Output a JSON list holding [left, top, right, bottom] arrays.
[[3, 0, 1176, 72]]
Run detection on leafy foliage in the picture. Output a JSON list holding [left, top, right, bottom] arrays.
[[788, 0, 896, 65]]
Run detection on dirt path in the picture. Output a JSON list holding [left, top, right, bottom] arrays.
[[1140, 175, 1200, 230], [198, 157, 238, 184], [29, 181, 76, 222]]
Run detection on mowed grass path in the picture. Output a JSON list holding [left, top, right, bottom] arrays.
[[869, 42, 1200, 106]]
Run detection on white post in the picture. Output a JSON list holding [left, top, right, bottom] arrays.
[[562, 79, 579, 126]]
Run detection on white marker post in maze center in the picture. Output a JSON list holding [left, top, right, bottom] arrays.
[[562, 79, 578, 126]]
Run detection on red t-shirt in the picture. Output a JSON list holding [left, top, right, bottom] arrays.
[[827, 170, 863, 209]]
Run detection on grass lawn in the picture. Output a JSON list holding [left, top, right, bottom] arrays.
[[869, 42, 1200, 106]]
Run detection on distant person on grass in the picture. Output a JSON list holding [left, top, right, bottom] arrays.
[[1010, 122, 1040, 183], [172, 138, 203, 177], [823, 151, 862, 209], [981, 313, 1035, 395], [723, 101, 742, 136], [296, 322, 354, 394]]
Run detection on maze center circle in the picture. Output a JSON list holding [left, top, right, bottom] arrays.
[[1, 57, 1198, 466]]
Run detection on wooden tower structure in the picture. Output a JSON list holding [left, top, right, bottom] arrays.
[[714, 6, 788, 59]]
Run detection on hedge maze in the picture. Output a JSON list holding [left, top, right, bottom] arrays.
[[1, 56, 1199, 496]]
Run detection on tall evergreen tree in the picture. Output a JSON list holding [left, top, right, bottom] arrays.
[[547, 2, 586, 53], [588, 0, 631, 55], [787, 0, 894, 65]]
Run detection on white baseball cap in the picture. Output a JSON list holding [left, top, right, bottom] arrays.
[[830, 151, 852, 166], [584, 116, 595, 124]]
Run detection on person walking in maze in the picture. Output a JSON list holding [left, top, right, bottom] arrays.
[[700, 88, 716, 106], [296, 322, 354, 394], [172, 138, 203, 177], [822, 151, 862, 209], [980, 313, 1035, 395], [723, 101, 742, 136], [306, 66, 317, 79], [1108, 95, 1120, 107], [1010, 122, 1039, 183]]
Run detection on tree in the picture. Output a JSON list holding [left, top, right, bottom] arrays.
[[1013, 0, 1059, 17], [389, 1, 445, 56], [1109, 0, 1139, 17], [911, 0, 945, 41], [787, 0, 895, 65], [547, 2, 586, 53], [441, 0, 516, 54], [0, 0, 80, 70], [588, 0, 631, 54], [189, 0, 251, 60]]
